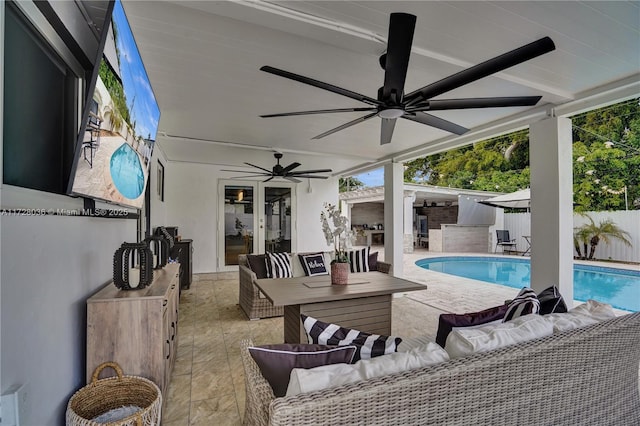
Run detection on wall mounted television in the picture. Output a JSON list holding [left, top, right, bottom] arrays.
[[67, 0, 160, 210]]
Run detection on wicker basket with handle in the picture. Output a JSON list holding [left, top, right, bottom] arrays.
[[66, 362, 162, 426]]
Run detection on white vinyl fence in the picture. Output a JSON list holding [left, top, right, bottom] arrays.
[[505, 210, 640, 263]]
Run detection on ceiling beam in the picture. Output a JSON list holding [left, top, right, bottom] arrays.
[[232, 0, 574, 99]]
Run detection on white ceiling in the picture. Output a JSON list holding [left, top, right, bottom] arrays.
[[121, 1, 639, 176]]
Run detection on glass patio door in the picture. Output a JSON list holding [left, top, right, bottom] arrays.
[[260, 184, 294, 254], [218, 181, 257, 270]]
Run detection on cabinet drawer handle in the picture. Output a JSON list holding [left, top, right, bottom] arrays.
[[163, 299, 168, 307], [171, 322, 176, 340], [166, 339, 170, 359]]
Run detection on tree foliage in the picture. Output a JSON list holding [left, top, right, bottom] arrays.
[[403, 99, 640, 211], [339, 177, 364, 192], [571, 99, 640, 211], [99, 60, 131, 127], [404, 129, 530, 194]]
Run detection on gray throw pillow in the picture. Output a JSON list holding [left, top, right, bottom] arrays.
[[248, 344, 356, 397], [435, 304, 509, 347], [246, 254, 268, 279]]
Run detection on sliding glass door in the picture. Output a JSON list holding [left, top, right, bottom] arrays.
[[218, 181, 257, 270], [262, 185, 293, 254]]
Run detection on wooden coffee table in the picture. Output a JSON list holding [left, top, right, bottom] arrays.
[[255, 272, 426, 343]]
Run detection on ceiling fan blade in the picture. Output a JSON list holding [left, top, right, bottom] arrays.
[[382, 13, 416, 102], [220, 169, 267, 174], [284, 176, 302, 183], [244, 162, 272, 173], [380, 118, 396, 145], [229, 175, 270, 179], [261, 107, 376, 118], [282, 162, 301, 173], [403, 112, 469, 135], [312, 112, 379, 139], [260, 66, 383, 106], [408, 96, 543, 112], [289, 168, 333, 174], [263, 176, 275, 183], [291, 174, 329, 179], [404, 37, 555, 106]]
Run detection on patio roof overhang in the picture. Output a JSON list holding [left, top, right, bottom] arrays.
[[110, 1, 639, 172]]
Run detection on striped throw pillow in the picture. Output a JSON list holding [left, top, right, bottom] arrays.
[[301, 314, 401, 362], [348, 247, 370, 273], [266, 252, 293, 278], [503, 287, 540, 322]]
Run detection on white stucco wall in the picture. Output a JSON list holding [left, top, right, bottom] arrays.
[[165, 161, 339, 273], [1, 211, 136, 425]]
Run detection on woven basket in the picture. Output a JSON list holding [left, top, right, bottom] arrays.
[[66, 362, 162, 426]]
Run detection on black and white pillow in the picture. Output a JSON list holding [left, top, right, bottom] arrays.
[[503, 287, 540, 322], [348, 247, 370, 273], [537, 285, 568, 315], [265, 252, 293, 278], [298, 253, 328, 277], [301, 314, 401, 362]]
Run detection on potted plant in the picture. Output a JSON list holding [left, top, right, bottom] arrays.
[[321, 203, 354, 284]]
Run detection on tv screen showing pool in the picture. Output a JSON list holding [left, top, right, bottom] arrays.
[[69, 0, 160, 209]]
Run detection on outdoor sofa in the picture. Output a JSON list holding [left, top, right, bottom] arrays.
[[238, 252, 391, 320], [240, 311, 640, 425]]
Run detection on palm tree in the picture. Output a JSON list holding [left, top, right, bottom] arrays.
[[574, 215, 632, 260], [573, 224, 592, 259]]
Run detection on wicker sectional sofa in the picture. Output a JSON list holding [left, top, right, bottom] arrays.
[[238, 253, 391, 320], [241, 312, 640, 426]]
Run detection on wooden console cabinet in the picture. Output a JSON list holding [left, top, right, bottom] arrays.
[[86, 264, 180, 398]]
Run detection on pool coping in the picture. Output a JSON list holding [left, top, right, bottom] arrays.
[[396, 250, 635, 316]]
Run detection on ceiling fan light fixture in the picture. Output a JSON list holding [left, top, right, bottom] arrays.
[[378, 108, 404, 119]]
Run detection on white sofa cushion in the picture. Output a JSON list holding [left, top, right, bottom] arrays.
[[397, 335, 436, 352], [544, 300, 616, 333], [286, 341, 449, 396], [445, 313, 553, 359]]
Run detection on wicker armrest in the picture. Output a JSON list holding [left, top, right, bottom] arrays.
[[376, 261, 391, 274], [240, 339, 275, 426], [239, 264, 259, 298], [238, 258, 284, 320]]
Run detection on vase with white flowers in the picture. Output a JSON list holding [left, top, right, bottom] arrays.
[[321, 202, 354, 284]]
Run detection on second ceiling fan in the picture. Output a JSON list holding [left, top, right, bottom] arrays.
[[260, 13, 555, 145], [222, 152, 332, 183]]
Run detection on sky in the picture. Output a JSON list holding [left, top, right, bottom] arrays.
[[113, 0, 160, 141], [354, 167, 384, 187]]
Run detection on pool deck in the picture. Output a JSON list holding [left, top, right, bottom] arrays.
[[376, 248, 636, 316]]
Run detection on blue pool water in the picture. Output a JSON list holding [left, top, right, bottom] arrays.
[[110, 144, 145, 199], [416, 256, 640, 312]]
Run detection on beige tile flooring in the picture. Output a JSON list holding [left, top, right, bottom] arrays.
[[162, 270, 448, 426], [163, 250, 635, 425]]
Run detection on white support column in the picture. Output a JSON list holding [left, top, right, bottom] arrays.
[[384, 162, 404, 277], [404, 192, 416, 253], [529, 116, 574, 306]]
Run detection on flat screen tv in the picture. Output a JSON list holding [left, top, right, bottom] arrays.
[[68, 0, 160, 209]]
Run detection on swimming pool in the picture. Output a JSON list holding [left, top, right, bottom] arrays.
[[110, 143, 145, 199], [416, 256, 640, 312]]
